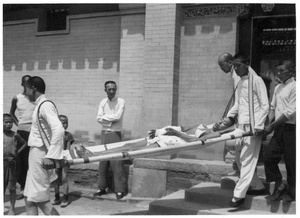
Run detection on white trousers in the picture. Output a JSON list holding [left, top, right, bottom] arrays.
[[234, 124, 265, 198]]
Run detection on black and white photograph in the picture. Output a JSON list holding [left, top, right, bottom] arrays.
[[1, 1, 297, 215]]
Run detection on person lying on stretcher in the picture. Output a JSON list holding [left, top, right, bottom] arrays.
[[75, 117, 236, 158]]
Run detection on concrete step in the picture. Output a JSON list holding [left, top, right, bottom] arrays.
[[221, 176, 272, 190], [148, 185, 293, 215], [220, 162, 287, 190], [185, 182, 295, 214]]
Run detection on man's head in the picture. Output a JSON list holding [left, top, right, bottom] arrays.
[[104, 81, 117, 100], [276, 59, 295, 83], [25, 76, 46, 102], [21, 75, 31, 86], [218, 52, 233, 73], [21, 75, 31, 93], [59, 115, 68, 130], [232, 53, 250, 77], [3, 113, 13, 131]]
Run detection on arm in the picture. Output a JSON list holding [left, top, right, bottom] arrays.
[[96, 100, 113, 126], [15, 134, 27, 154], [265, 114, 289, 135], [10, 96, 19, 126], [164, 128, 201, 142], [265, 84, 296, 134], [267, 93, 276, 126], [66, 133, 75, 150], [254, 77, 269, 131], [41, 102, 65, 160], [99, 99, 125, 122], [226, 79, 241, 119]]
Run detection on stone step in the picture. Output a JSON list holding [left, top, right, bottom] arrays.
[[220, 162, 287, 190], [221, 176, 272, 190], [148, 185, 294, 215], [184, 182, 295, 214]]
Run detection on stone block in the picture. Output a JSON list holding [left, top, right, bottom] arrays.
[[131, 168, 167, 198]]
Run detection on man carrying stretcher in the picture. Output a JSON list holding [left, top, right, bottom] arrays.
[[74, 117, 236, 158]]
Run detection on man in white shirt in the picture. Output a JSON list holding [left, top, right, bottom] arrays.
[[24, 76, 64, 215], [218, 53, 259, 176], [223, 53, 269, 207], [10, 75, 35, 200], [95, 81, 126, 200], [264, 60, 296, 202]]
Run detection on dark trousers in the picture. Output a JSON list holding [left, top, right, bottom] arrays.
[[98, 131, 126, 193], [264, 124, 296, 188], [16, 130, 30, 190]]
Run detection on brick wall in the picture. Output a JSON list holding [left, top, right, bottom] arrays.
[[177, 16, 237, 160], [179, 16, 237, 126], [141, 4, 180, 133], [119, 13, 145, 139], [3, 15, 122, 144]]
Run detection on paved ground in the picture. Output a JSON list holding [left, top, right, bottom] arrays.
[[3, 184, 152, 215]]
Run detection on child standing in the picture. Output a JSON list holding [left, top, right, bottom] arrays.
[[53, 115, 74, 207], [3, 114, 27, 215]]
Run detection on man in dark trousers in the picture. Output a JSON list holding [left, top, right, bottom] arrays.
[[95, 81, 126, 199], [264, 60, 296, 202], [10, 75, 36, 200]]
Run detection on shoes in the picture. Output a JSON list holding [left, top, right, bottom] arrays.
[[282, 193, 295, 202], [116, 192, 124, 200], [228, 198, 245, 207], [16, 193, 24, 200], [246, 188, 266, 195], [93, 189, 106, 197], [60, 195, 69, 207], [52, 194, 61, 205], [282, 187, 295, 202], [52, 198, 61, 205], [270, 182, 285, 201]]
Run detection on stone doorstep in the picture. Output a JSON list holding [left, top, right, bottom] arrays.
[[184, 182, 296, 214], [149, 199, 275, 215], [148, 182, 296, 215]]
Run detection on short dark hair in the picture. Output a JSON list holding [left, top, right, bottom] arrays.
[[3, 113, 12, 119], [233, 53, 250, 64], [21, 75, 31, 85], [26, 76, 46, 94], [279, 59, 295, 71], [104, 81, 117, 89], [59, 114, 68, 120]]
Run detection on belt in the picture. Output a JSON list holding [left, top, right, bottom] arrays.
[[101, 130, 121, 134]]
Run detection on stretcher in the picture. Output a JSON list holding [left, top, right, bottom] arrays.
[[52, 71, 256, 169], [63, 128, 252, 166]]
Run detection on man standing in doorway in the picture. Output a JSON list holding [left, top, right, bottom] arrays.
[[10, 75, 36, 200], [95, 81, 126, 200]]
